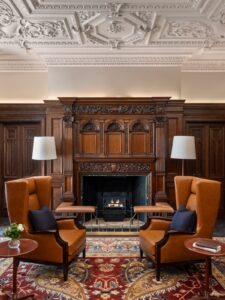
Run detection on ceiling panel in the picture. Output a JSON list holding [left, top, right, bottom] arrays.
[[0, 0, 225, 71]]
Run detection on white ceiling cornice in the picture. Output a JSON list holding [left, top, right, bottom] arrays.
[[0, 0, 225, 71]]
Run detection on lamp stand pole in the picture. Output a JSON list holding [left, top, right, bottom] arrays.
[[182, 159, 184, 176]]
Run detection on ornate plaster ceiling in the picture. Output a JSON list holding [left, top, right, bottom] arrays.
[[0, 0, 225, 71]]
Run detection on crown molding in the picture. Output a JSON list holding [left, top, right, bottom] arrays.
[[182, 59, 225, 72], [44, 54, 186, 66], [0, 57, 47, 72], [0, 54, 224, 71]]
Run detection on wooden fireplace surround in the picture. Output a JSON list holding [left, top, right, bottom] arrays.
[[54, 96, 179, 207]]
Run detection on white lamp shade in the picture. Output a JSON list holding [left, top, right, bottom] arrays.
[[171, 136, 196, 160], [32, 136, 57, 160]]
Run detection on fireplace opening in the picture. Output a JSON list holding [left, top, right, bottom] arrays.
[[82, 175, 148, 221]]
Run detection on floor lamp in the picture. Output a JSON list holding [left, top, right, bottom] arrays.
[[32, 136, 57, 174], [170, 136, 196, 176]]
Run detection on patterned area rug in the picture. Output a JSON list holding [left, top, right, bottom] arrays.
[[0, 237, 225, 300], [86, 237, 140, 257]]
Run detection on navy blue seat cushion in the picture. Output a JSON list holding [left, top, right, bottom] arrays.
[[29, 206, 57, 231], [170, 204, 196, 232]]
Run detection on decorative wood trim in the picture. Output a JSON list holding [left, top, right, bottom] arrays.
[[63, 104, 74, 128], [155, 116, 167, 128], [73, 104, 158, 115], [80, 121, 99, 133], [79, 162, 152, 173]]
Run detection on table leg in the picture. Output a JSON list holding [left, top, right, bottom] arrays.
[[205, 257, 211, 298], [189, 257, 220, 300], [4, 257, 34, 300], [12, 257, 19, 299]]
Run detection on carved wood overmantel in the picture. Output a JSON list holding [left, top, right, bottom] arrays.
[[53, 97, 184, 207]]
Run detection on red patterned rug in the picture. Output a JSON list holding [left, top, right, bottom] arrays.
[[1, 238, 225, 299]]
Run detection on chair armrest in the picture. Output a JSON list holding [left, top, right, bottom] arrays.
[[56, 218, 85, 230], [156, 230, 196, 249], [29, 230, 57, 234], [26, 229, 67, 248], [167, 230, 196, 235], [140, 217, 172, 230]]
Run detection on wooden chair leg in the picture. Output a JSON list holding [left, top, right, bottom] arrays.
[[63, 248, 69, 281], [156, 263, 161, 281], [82, 247, 86, 258], [63, 264, 68, 281], [208, 257, 212, 276]]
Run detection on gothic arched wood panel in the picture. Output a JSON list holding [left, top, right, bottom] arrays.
[[129, 121, 151, 155], [105, 121, 125, 155], [79, 121, 100, 155]]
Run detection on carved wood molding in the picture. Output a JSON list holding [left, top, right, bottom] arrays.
[[79, 162, 151, 173], [155, 116, 167, 127], [81, 121, 99, 132], [73, 104, 163, 115], [63, 104, 74, 127]]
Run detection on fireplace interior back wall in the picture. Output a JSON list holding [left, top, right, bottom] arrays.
[[82, 175, 148, 220]]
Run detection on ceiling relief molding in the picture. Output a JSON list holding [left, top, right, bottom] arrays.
[[0, 0, 16, 29], [44, 55, 186, 66], [70, 3, 159, 49], [0, 0, 225, 70], [163, 20, 214, 39], [0, 59, 48, 71], [0, 0, 69, 50], [182, 59, 225, 72], [28, 0, 203, 11], [18, 19, 68, 39]]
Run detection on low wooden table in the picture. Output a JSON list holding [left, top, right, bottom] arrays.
[[55, 202, 97, 227], [0, 238, 38, 300], [133, 202, 174, 215], [185, 238, 225, 300]]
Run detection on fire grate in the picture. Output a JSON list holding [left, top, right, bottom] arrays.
[[102, 192, 127, 221]]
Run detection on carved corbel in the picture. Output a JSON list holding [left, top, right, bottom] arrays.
[[63, 104, 74, 128], [155, 116, 167, 128]]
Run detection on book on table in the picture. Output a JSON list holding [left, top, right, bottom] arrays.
[[193, 240, 221, 253]]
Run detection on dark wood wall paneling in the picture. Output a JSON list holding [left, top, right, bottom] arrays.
[[184, 104, 225, 214], [0, 105, 46, 215], [1, 100, 225, 217]]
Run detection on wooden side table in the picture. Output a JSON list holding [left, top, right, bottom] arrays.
[[0, 238, 38, 300], [185, 238, 225, 300]]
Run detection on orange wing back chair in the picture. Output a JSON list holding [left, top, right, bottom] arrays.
[[5, 176, 86, 281], [139, 176, 221, 281]]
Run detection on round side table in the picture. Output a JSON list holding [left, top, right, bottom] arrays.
[[185, 238, 225, 300], [0, 238, 38, 300]]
